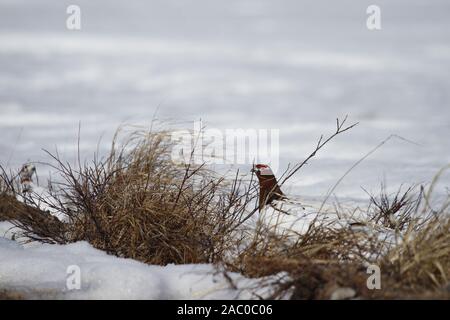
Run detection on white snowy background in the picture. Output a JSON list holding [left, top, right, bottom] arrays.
[[0, 0, 449, 199], [0, 0, 449, 300]]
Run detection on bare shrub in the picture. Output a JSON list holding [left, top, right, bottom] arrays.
[[364, 184, 422, 230], [1, 119, 448, 299], [0, 128, 260, 264], [221, 182, 449, 299]]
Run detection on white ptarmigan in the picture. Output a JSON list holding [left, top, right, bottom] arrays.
[[17, 164, 66, 221], [19, 163, 36, 194]]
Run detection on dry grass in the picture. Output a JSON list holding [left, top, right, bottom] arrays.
[[364, 184, 422, 230], [0, 123, 448, 299], [0, 289, 25, 300], [0, 128, 258, 264], [381, 216, 450, 294], [220, 183, 450, 300]]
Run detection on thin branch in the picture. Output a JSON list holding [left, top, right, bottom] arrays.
[[280, 115, 358, 186]]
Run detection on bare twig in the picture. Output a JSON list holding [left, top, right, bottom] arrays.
[[280, 115, 358, 186]]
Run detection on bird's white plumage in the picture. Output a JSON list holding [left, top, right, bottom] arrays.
[[259, 167, 274, 176]]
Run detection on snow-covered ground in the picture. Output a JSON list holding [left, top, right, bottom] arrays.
[[1, 1, 448, 299], [0, 222, 277, 300], [0, 0, 449, 201]]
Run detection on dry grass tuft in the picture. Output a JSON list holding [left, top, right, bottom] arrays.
[[381, 216, 450, 293], [0, 128, 257, 264], [0, 122, 448, 299], [220, 182, 450, 299], [0, 289, 25, 300], [365, 184, 422, 230]]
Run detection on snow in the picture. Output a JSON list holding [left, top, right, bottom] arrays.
[[0, 0, 449, 201], [0, 221, 15, 238], [0, 190, 402, 299], [1, 1, 448, 301], [0, 190, 379, 299], [259, 197, 396, 239], [0, 236, 272, 300], [1, 208, 287, 300], [1, 202, 290, 300]]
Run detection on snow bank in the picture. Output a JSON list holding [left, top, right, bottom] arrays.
[[0, 221, 16, 240], [0, 236, 269, 300]]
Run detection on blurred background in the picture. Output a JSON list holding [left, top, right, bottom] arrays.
[[0, 0, 449, 199]]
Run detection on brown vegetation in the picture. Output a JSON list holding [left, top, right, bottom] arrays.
[[0, 122, 448, 299]]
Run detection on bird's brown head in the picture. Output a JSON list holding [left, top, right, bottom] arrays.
[[251, 164, 285, 211]]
